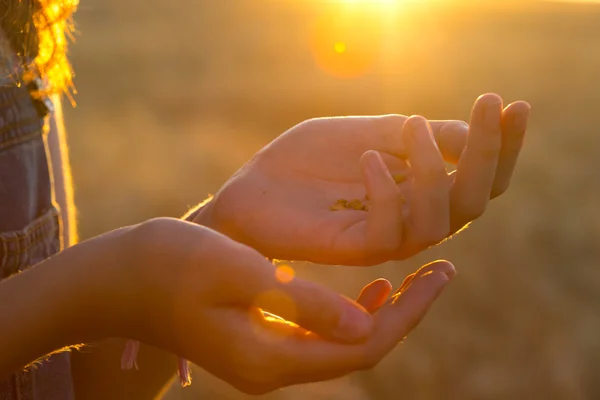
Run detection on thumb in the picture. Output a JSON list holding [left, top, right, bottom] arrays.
[[245, 265, 374, 344]]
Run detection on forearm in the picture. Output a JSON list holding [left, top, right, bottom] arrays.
[[0, 235, 115, 379], [70, 339, 177, 400], [71, 201, 218, 400], [46, 98, 178, 398]]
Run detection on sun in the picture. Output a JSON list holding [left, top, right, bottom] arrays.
[[342, 0, 399, 3], [331, 0, 410, 14], [336, 0, 402, 6], [309, 0, 405, 79], [338, 0, 408, 6]]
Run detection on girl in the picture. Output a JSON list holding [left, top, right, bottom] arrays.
[[0, 0, 530, 398]]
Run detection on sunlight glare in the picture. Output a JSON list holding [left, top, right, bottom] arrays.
[[333, 42, 347, 54], [253, 289, 297, 326], [338, 0, 402, 6], [275, 264, 295, 284], [307, 0, 414, 78]]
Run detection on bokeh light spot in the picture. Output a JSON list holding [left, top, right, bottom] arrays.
[[275, 264, 295, 284]]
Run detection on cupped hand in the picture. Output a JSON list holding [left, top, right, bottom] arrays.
[[196, 94, 530, 265], [118, 218, 454, 395]]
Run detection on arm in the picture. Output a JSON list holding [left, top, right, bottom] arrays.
[[41, 103, 455, 396], [0, 249, 88, 378], [47, 95, 178, 399], [0, 227, 126, 379]]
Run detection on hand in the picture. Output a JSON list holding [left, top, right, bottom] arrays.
[[195, 94, 531, 265], [111, 218, 453, 395]]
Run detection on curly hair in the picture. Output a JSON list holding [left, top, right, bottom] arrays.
[[0, 0, 78, 101]]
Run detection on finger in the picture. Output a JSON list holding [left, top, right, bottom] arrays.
[[434, 121, 469, 164], [372, 267, 451, 352], [275, 261, 453, 384], [390, 259, 457, 299], [360, 150, 404, 260], [356, 278, 393, 313], [491, 101, 531, 198], [403, 116, 451, 249], [450, 93, 503, 231], [369, 115, 468, 161], [240, 261, 374, 344], [398, 273, 416, 293]]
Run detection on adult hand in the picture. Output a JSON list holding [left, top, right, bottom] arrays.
[[194, 94, 530, 265]]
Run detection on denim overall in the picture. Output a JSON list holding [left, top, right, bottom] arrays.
[[0, 32, 75, 400]]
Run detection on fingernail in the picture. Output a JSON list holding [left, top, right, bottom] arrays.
[[421, 260, 457, 281], [406, 116, 436, 147], [440, 121, 469, 135], [364, 150, 384, 175], [405, 117, 423, 140], [483, 97, 503, 126], [513, 104, 531, 131], [403, 117, 416, 137], [417, 271, 450, 297], [333, 305, 373, 342]]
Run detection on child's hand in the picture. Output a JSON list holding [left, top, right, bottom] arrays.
[[100, 218, 453, 394], [192, 94, 530, 266]]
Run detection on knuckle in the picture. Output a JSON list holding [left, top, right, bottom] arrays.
[[128, 217, 181, 259], [134, 217, 177, 241], [382, 114, 407, 126], [296, 117, 324, 132], [374, 114, 407, 136]]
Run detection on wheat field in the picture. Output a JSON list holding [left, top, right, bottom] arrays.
[[65, 1, 600, 398]]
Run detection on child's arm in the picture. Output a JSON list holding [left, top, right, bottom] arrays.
[[0, 227, 129, 379], [46, 95, 180, 399], [1, 217, 411, 396]]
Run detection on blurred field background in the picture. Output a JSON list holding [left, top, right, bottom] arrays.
[[64, 0, 600, 398]]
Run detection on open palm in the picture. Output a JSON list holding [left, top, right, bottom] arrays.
[[197, 94, 530, 266]]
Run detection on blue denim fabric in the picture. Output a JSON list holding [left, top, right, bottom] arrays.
[[0, 36, 75, 400]]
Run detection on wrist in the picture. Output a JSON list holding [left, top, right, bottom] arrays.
[[59, 228, 136, 342]]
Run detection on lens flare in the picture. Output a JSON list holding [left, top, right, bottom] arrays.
[[275, 264, 295, 284]]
